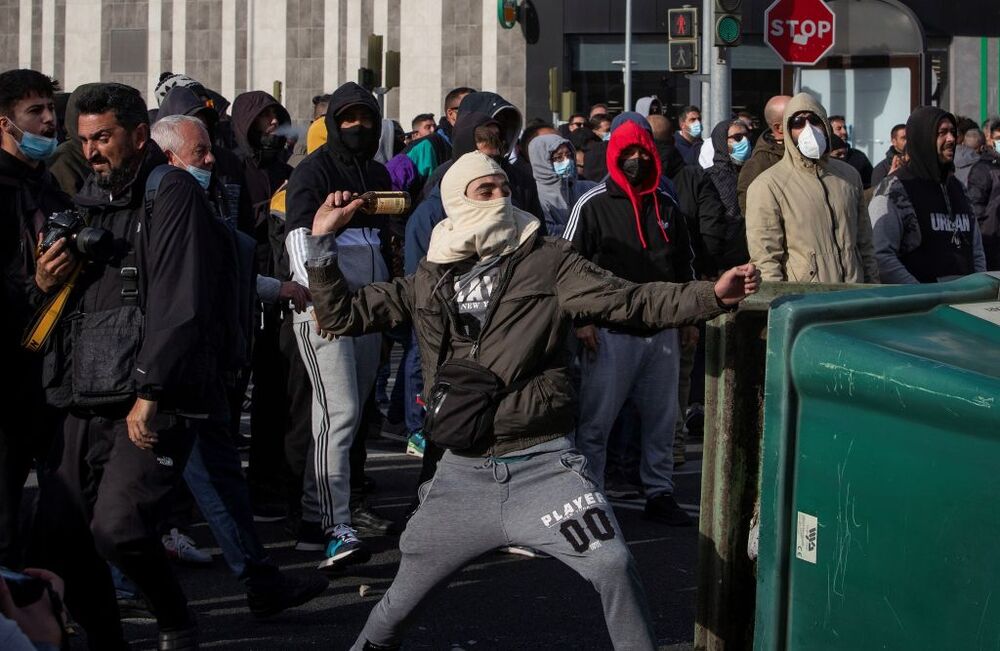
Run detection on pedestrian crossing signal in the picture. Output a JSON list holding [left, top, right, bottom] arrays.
[[669, 41, 699, 73], [668, 8, 698, 39]]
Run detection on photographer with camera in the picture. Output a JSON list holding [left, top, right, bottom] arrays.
[[0, 69, 73, 569], [29, 83, 228, 651]]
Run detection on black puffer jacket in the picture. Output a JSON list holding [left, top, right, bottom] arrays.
[[966, 155, 1000, 270]]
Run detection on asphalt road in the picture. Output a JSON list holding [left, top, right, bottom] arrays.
[[101, 434, 706, 651]]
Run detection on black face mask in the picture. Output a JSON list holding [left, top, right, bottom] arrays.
[[339, 124, 378, 156], [621, 157, 654, 185], [257, 133, 286, 166]]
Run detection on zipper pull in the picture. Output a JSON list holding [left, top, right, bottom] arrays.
[[471, 341, 480, 358]]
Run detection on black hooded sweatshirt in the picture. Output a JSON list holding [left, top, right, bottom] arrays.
[[65, 141, 227, 414], [455, 92, 543, 220], [157, 86, 254, 236], [703, 120, 750, 270], [421, 111, 499, 200], [284, 82, 393, 293], [893, 107, 977, 282], [231, 91, 292, 275]]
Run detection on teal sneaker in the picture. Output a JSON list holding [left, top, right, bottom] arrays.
[[406, 431, 426, 458], [318, 524, 371, 572]]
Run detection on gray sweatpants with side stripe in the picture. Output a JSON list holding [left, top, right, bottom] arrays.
[[294, 320, 380, 529], [351, 437, 656, 651]]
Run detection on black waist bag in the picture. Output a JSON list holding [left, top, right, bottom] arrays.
[[423, 358, 513, 451]]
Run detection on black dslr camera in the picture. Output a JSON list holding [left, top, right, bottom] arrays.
[[40, 210, 114, 262]]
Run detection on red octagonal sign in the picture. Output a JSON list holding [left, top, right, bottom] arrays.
[[764, 0, 836, 66]]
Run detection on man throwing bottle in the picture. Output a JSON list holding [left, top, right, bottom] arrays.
[[303, 150, 759, 650]]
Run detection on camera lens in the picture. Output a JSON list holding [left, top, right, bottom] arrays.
[[74, 227, 115, 262]]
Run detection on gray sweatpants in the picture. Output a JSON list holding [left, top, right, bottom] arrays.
[[576, 327, 681, 498], [294, 321, 380, 529], [351, 437, 656, 651]]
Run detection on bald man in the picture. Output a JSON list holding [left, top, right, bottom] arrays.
[[737, 95, 790, 215]]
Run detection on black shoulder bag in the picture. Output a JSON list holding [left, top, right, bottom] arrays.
[[422, 271, 532, 452]]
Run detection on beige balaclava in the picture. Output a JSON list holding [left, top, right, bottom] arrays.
[[426, 151, 540, 264]]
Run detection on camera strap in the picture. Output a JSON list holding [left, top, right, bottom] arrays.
[[22, 262, 83, 352]]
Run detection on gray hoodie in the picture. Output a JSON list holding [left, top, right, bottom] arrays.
[[953, 144, 982, 188], [528, 134, 597, 237]]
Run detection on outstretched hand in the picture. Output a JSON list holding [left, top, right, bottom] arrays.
[[311, 191, 364, 236], [714, 263, 761, 306]]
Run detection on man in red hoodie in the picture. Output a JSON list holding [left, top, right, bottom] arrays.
[[563, 119, 696, 526]]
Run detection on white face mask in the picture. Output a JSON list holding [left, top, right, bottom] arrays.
[[796, 124, 826, 160]]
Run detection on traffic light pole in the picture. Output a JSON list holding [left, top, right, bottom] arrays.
[[711, 46, 732, 128], [701, 0, 712, 123], [624, 0, 633, 112]]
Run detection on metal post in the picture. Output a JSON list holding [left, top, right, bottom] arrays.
[[701, 0, 712, 122], [624, 0, 633, 112], [374, 87, 388, 117], [711, 46, 731, 128]]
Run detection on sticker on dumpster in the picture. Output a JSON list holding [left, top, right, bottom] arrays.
[[796, 512, 818, 564], [949, 301, 1000, 326]]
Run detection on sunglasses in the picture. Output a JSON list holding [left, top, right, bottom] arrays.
[[789, 113, 824, 130]]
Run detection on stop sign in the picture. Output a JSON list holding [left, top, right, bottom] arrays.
[[764, 0, 836, 66]]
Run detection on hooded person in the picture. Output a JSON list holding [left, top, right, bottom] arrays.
[[283, 81, 396, 570], [869, 107, 988, 281], [745, 92, 879, 283], [231, 89, 294, 282], [701, 120, 751, 273], [454, 92, 543, 220], [582, 112, 651, 184], [634, 95, 662, 117], [47, 82, 101, 195], [405, 112, 542, 276], [528, 133, 597, 236], [301, 148, 760, 651], [563, 119, 698, 527]]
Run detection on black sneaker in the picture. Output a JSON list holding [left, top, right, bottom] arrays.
[[117, 593, 154, 620], [351, 503, 398, 537], [295, 519, 326, 551], [643, 494, 694, 526], [246, 571, 328, 618], [158, 623, 197, 651]]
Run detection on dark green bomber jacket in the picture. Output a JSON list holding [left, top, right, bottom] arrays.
[[306, 231, 726, 456]]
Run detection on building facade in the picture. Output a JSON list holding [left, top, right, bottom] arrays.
[[1, 0, 525, 126], [3, 0, 1000, 134]]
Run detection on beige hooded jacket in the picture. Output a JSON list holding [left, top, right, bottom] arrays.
[[745, 93, 879, 283]]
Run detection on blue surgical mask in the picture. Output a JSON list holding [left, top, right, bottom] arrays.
[[8, 122, 57, 160], [186, 164, 212, 190], [553, 158, 575, 178], [689, 120, 703, 138], [602, 131, 611, 142], [993, 141, 1000, 155], [730, 137, 751, 164]]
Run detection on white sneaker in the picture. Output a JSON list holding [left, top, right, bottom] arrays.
[[162, 528, 213, 565]]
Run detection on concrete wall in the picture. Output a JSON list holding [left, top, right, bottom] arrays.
[[2, 0, 533, 125]]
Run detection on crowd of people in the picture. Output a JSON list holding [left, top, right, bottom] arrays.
[[0, 64, 994, 651]]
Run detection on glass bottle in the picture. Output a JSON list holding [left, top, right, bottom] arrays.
[[351, 191, 411, 215]]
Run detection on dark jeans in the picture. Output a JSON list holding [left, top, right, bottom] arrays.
[[31, 410, 196, 647], [183, 419, 274, 583], [401, 328, 424, 435]]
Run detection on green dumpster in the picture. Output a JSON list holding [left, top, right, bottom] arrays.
[[754, 273, 1000, 650]]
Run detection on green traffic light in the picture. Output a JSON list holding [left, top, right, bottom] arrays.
[[716, 15, 741, 45]]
